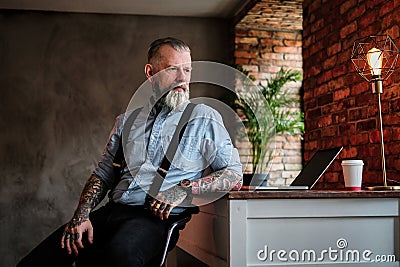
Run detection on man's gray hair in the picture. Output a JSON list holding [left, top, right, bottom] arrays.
[[147, 37, 191, 64]]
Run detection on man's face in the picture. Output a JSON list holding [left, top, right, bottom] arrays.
[[145, 45, 192, 96]]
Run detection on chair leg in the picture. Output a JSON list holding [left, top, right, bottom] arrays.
[[160, 207, 199, 267], [160, 222, 180, 266], [164, 247, 177, 267]]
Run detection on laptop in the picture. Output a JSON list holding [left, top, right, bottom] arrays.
[[248, 147, 343, 190]]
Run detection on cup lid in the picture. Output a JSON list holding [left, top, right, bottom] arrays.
[[341, 159, 364, 165]]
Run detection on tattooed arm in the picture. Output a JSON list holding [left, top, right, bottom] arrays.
[[61, 174, 109, 256], [191, 169, 242, 195], [149, 169, 241, 220], [148, 186, 188, 220]]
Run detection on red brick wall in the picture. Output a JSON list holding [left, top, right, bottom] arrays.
[[234, 27, 303, 185], [303, 0, 400, 188]]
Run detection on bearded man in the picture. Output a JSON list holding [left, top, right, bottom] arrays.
[[17, 37, 242, 267]]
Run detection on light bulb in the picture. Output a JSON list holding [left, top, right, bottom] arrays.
[[367, 47, 383, 76]]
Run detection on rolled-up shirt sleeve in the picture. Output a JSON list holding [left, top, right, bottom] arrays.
[[201, 108, 243, 177], [92, 115, 124, 188]]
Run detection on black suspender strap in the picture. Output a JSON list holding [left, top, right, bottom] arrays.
[[148, 102, 196, 197], [112, 108, 143, 179]]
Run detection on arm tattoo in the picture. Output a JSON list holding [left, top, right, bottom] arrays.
[[160, 186, 187, 204], [192, 169, 242, 195], [70, 175, 108, 227]]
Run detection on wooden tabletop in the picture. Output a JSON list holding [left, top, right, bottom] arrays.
[[228, 187, 400, 199]]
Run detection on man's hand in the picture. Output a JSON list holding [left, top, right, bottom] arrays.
[[60, 175, 108, 255], [148, 185, 187, 220], [61, 216, 93, 256]]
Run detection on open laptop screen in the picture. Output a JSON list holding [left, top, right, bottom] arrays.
[[290, 147, 343, 188]]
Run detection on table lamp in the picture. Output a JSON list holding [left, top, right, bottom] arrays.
[[351, 34, 400, 190]]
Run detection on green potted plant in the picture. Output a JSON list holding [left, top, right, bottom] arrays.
[[234, 66, 304, 185]]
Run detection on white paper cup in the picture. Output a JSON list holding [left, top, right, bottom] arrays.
[[341, 160, 364, 191]]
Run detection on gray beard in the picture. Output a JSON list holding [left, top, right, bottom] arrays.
[[164, 89, 190, 110]]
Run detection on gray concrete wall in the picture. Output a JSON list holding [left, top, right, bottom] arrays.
[[0, 10, 233, 266]]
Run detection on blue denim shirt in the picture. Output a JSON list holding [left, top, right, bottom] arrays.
[[93, 101, 243, 205]]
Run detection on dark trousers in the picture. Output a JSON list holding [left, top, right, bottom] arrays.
[[17, 202, 169, 267]]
